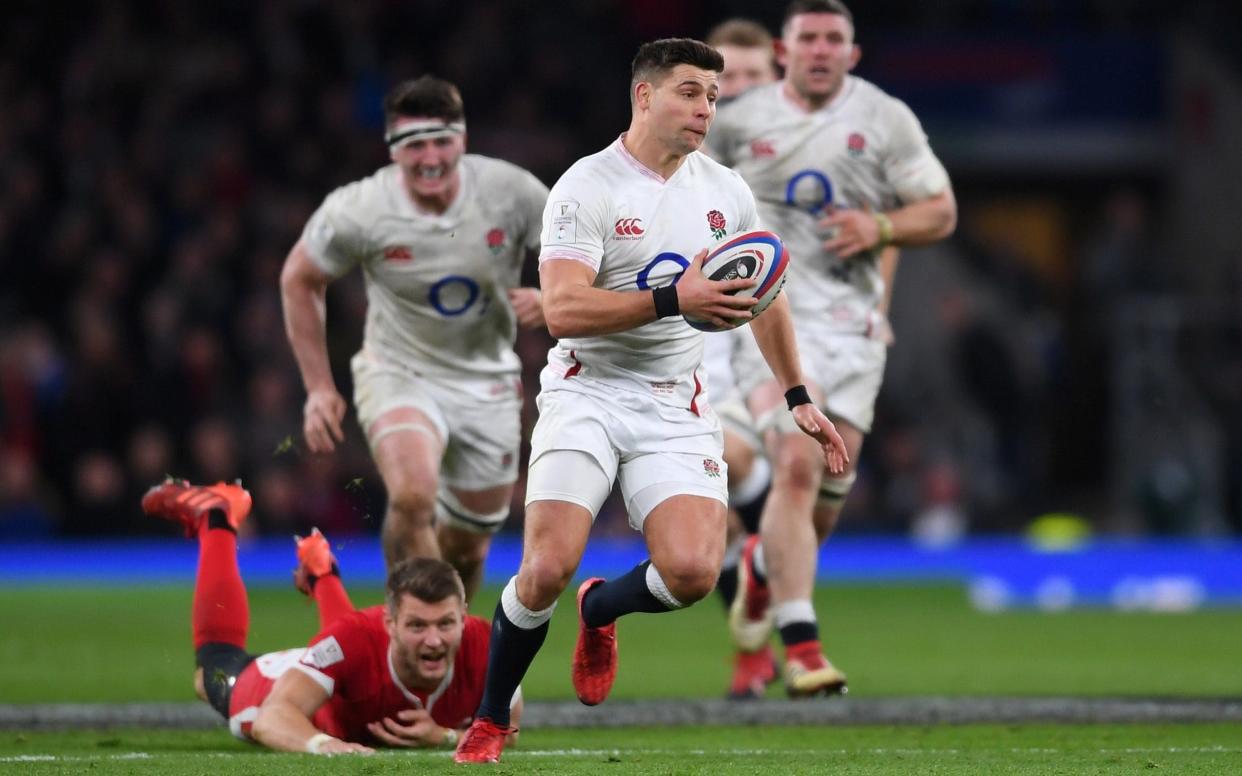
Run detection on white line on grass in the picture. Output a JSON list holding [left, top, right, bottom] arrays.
[[3, 745, 1239, 763]]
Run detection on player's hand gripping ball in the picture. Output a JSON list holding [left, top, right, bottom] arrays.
[[684, 230, 789, 332]]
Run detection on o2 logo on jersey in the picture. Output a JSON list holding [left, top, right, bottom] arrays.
[[635, 252, 689, 290], [785, 169, 834, 214], [429, 275, 482, 316]]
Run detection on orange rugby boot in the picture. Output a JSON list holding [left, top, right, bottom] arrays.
[[141, 478, 252, 536], [293, 528, 337, 596]]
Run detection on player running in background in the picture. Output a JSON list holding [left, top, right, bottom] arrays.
[[142, 479, 518, 754], [454, 38, 849, 764], [280, 76, 549, 602], [703, 17, 781, 700], [705, 13, 907, 700], [706, 0, 957, 697]]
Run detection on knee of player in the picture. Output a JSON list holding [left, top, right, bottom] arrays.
[[387, 485, 437, 523], [519, 553, 576, 599], [656, 557, 719, 604], [443, 534, 489, 568], [772, 447, 822, 493]]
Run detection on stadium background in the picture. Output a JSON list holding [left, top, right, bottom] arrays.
[[3, 1, 1242, 550]]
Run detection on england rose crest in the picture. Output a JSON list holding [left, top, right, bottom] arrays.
[[707, 210, 727, 240], [486, 228, 506, 254], [703, 458, 721, 478]]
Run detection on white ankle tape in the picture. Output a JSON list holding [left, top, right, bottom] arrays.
[[752, 543, 767, 579], [645, 563, 685, 610], [500, 576, 556, 629], [773, 599, 817, 629]]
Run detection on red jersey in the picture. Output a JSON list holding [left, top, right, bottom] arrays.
[[227, 606, 490, 744]]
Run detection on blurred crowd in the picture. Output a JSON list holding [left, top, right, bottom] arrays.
[[3, 1, 1240, 540]]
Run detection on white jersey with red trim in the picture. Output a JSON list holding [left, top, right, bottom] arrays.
[[707, 77, 949, 335], [538, 135, 760, 409], [302, 155, 548, 377]]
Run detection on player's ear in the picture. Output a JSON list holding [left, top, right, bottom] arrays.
[[848, 44, 862, 71], [773, 38, 788, 70], [634, 81, 652, 110]]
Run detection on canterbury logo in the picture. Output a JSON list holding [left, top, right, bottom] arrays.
[[614, 218, 644, 237]]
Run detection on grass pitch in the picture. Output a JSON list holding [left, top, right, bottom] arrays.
[[3, 724, 1241, 774], [2, 583, 1240, 702]]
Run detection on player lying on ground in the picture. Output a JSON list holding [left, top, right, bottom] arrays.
[[142, 479, 520, 755]]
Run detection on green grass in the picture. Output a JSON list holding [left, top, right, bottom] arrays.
[[3, 724, 1241, 774], [2, 583, 1240, 702]]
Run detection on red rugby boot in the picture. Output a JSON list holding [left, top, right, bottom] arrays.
[[726, 644, 778, 700], [728, 535, 773, 651], [453, 717, 515, 764], [571, 577, 618, 706]]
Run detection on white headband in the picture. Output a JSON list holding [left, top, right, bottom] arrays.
[[385, 118, 466, 148]]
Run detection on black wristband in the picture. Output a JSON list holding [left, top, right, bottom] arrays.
[[785, 384, 812, 410], [652, 285, 680, 318]]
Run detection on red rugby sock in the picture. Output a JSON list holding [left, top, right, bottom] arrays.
[[192, 522, 249, 650]]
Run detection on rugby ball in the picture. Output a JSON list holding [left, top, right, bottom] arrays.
[[684, 230, 789, 332]]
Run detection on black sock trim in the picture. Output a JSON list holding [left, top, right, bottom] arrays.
[[779, 621, 819, 647], [206, 510, 234, 532]]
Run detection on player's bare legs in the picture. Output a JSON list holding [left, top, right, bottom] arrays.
[[749, 379, 825, 610], [643, 495, 728, 604], [370, 407, 444, 569], [437, 483, 513, 604], [811, 421, 867, 542], [514, 500, 593, 610], [732, 379, 850, 695]]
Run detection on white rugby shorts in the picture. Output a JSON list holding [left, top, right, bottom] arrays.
[[526, 380, 728, 530], [350, 351, 522, 491], [735, 329, 887, 434]]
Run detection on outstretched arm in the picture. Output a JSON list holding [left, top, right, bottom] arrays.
[[279, 241, 347, 453], [252, 669, 373, 754]]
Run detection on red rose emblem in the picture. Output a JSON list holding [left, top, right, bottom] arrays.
[[486, 228, 506, 249], [707, 210, 726, 230]]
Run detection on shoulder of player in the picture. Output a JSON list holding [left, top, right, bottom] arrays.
[[459, 615, 492, 657], [724, 80, 780, 112], [315, 165, 396, 230], [462, 154, 540, 186], [548, 153, 615, 207], [845, 76, 915, 122], [691, 152, 751, 193]]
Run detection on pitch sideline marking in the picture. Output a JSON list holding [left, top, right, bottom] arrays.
[[3, 746, 1240, 763]]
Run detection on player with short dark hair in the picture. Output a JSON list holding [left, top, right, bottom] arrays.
[[142, 479, 519, 755], [453, 37, 848, 764], [707, 0, 957, 696], [281, 75, 549, 602]]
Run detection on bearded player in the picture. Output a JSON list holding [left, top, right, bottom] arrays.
[[706, 0, 956, 697], [142, 479, 519, 754]]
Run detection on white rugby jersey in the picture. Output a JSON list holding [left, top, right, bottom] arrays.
[[302, 155, 548, 377], [707, 77, 949, 334], [538, 135, 759, 410]]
